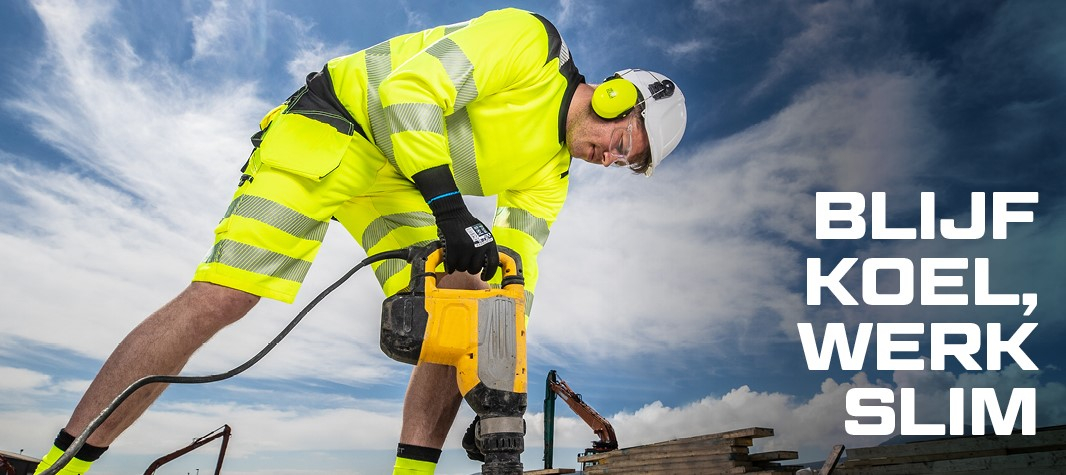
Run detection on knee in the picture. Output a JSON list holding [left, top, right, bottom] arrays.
[[181, 282, 260, 329]]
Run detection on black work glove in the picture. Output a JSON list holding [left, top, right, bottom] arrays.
[[429, 193, 500, 280], [413, 165, 499, 280]]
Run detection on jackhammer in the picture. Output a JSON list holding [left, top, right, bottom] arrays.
[[381, 244, 528, 475]]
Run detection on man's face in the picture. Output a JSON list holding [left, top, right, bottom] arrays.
[[570, 109, 650, 169]]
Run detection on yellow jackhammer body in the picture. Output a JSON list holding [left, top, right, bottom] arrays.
[[380, 245, 527, 475]]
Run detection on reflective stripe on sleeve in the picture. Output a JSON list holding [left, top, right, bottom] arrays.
[[446, 109, 482, 195], [425, 38, 478, 109], [426, 38, 482, 194], [443, 20, 470, 35], [365, 41, 397, 168], [384, 103, 445, 134]]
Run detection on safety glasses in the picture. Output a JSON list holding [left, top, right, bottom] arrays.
[[608, 114, 639, 166]]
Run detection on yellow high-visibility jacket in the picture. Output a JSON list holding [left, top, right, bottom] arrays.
[[326, 8, 584, 311]]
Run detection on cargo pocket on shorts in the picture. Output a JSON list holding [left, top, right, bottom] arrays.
[[257, 86, 358, 181]]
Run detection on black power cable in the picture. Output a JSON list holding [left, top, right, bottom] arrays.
[[40, 246, 417, 475]]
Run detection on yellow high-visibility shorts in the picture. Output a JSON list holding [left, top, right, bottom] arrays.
[[192, 81, 538, 307]]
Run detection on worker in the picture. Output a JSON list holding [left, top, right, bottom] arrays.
[[34, 7, 686, 475]]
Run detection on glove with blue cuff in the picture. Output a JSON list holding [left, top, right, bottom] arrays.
[[413, 165, 499, 281]]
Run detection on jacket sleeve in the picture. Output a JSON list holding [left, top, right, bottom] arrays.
[[376, 9, 553, 180]]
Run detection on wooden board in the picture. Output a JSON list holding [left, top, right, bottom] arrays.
[[524, 469, 576, 474], [583, 459, 753, 474], [584, 440, 750, 464], [575, 427, 796, 474], [749, 450, 799, 462], [639, 427, 774, 446], [845, 427, 1066, 466], [821, 444, 845, 474], [579, 438, 750, 464], [582, 445, 749, 464], [839, 449, 1066, 475]]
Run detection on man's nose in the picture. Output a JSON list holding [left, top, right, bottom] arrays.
[[602, 151, 616, 167]]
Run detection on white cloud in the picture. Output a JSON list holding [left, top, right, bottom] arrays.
[[644, 36, 715, 60], [746, 0, 905, 100], [286, 41, 351, 89], [598, 373, 888, 461], [0, 366, 52, 391], [692, 0, 730, 14], [189, 0, 275, 64], [0, 408, 72, 457], [121, 400, 402, 455], [555, 0, 598, 29], [552, 0, 618, 76], [277, 7, 352, 89], [399, 0, 431, 31], [667, 38, 712, 56], [190, 0, 243, 60]]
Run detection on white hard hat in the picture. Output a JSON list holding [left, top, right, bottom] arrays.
[[615, 69, 687, 176]]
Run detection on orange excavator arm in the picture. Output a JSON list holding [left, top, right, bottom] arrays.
[[143, 425, 231, 475], [543, 370, 617, 469]]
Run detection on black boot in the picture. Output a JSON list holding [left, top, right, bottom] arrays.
[[462, 415, 486, 462]]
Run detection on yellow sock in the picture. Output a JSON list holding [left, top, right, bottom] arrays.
[[392, 443, 441, 475], [392, 456, 437, 475], [34, 445, 93, 475]]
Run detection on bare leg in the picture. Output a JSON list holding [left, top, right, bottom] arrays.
[[64, 282, 259, 447], [398, 272, 487, 448], [398, 363, 464, 448]]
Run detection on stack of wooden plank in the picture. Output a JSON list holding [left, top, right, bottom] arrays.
[[837, 425, 1066, 474], [576, 427, 804, 474]]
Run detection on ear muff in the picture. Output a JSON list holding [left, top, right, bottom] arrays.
[[592, 77, 639, 120]]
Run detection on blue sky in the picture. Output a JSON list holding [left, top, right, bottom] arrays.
[[1, 0, 1063, 474]]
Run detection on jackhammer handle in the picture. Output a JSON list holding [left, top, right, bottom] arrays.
[[423, 248, 523, 290]]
